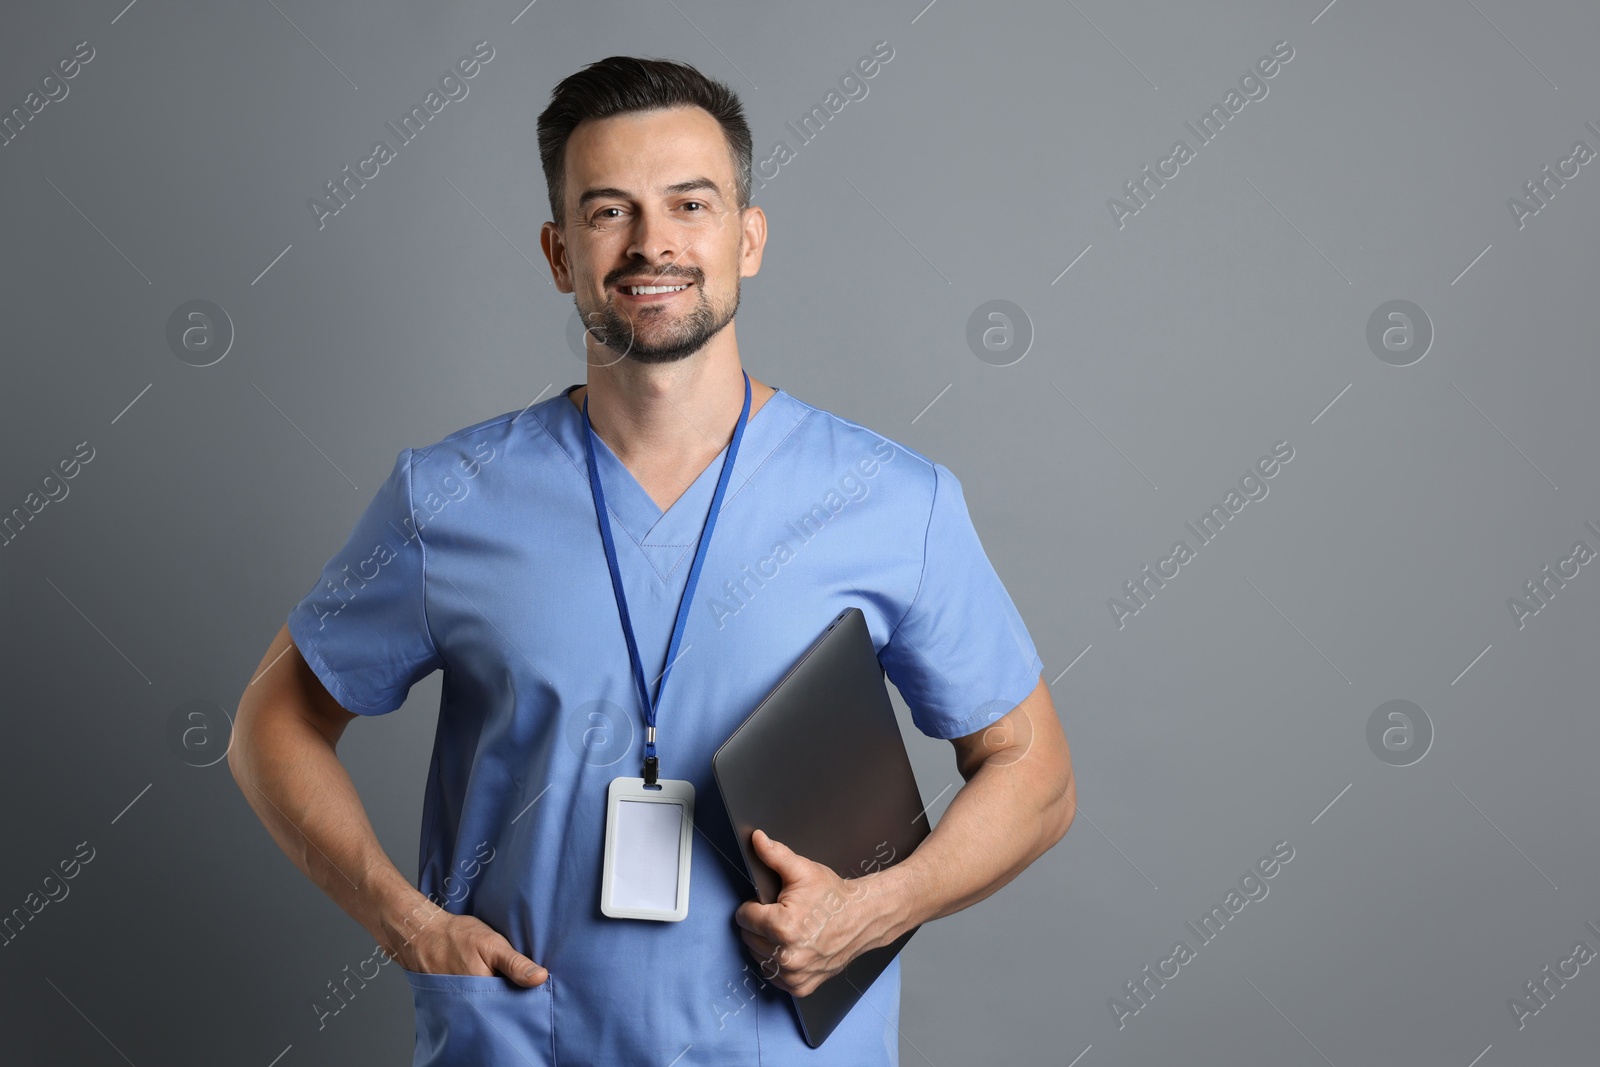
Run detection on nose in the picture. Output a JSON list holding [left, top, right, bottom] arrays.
[[624, 206, 684, 278]]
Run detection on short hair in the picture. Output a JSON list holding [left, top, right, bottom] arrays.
[[536, 56, 753, 226]]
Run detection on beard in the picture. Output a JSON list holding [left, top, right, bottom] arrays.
[[576, 276, 740, 365]]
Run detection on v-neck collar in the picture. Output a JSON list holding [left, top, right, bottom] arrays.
[[533, 382, 806, 581]]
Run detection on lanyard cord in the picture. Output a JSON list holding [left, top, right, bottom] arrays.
[[581, 370, 752, 785]]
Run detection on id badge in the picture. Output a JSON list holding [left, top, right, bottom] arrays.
[[600, 777, 694, 921]]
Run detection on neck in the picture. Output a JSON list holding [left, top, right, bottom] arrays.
[[570, 345, 773, 467]]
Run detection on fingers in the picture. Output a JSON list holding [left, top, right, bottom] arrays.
[[733, 899, 773, 935], [742, 934, 790, 988], [495, 944, 548, 986], [734, 899, 800, 969], [738, 924, 780, 961], [734, 896, 806, 971], [740, 932, 821, 996]]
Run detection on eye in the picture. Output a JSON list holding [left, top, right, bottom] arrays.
[[681, 201, 707, 212]]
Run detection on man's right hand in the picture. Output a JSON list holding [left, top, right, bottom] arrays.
[[231, 628, 551, 990], [387, 906, 549, 987]]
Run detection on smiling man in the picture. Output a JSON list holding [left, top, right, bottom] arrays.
[[231, 55, 1074, 1066]]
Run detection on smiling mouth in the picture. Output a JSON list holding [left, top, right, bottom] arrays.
[[616, 281, 693, 297]]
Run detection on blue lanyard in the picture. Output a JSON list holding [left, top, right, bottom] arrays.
[[581, 370, 752, 785]]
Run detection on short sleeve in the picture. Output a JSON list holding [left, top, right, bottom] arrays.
[[286, 448, 442, 715], [878, 462, 1045, 739]]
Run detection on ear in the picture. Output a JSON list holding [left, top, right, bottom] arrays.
[[738, 204, 766, 279], [541, 220, 573, 293]]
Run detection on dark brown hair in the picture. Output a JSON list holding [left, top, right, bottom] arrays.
[[537, 56, 753, 226]]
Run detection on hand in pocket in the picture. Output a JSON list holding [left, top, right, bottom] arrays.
[[390, 908, 548, 986]]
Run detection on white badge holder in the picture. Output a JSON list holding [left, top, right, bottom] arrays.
[[600, 776, 695, 921]]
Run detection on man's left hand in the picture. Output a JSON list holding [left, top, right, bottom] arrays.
[[733, 829, 893, 997]]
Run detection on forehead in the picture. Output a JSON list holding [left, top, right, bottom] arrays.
[[563, 105, 734, 200]]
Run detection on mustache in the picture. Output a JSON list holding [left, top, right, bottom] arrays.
[[606, 266, 700, 286]]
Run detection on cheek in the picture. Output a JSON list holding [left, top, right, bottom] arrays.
[[585, 270, 622, 306], [571, 236, 622, 285], [679, 263, 721, 301], [703, 213, 745, 257]]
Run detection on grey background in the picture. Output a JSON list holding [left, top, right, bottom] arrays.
[[2, 0, 1597, 1064]]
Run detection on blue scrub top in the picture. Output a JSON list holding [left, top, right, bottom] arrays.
[[286, 384, 1045, 1066]]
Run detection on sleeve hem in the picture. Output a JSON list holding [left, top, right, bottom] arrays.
[[885, 460, 939, 645], [406, 448, 446, 672], [911, 653, 1046, 740], [285, 610, 403, 716]]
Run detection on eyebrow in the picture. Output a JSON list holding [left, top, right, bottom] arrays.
[[575, 177, 724, 210]]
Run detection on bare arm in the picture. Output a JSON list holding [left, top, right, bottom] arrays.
[[874, 673, 1075, 929], [229, 623, 547, 984]]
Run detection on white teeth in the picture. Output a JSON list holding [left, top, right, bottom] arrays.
[[625, 284, 689, 295]]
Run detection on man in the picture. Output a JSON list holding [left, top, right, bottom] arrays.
[[231, 55, 1075, 1066]]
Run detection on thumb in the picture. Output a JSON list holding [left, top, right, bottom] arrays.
[[753, 829, 808, 883], [499, 945, 549, 987]]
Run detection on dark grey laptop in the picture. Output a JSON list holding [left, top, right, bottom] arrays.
[[712, 606, 931, 1048]]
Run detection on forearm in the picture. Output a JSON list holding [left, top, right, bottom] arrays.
[[867, 753, 1074, 946], [229, 711, 432, 954]]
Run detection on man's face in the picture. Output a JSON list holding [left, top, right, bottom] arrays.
[[543, 105, 764, 365]]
